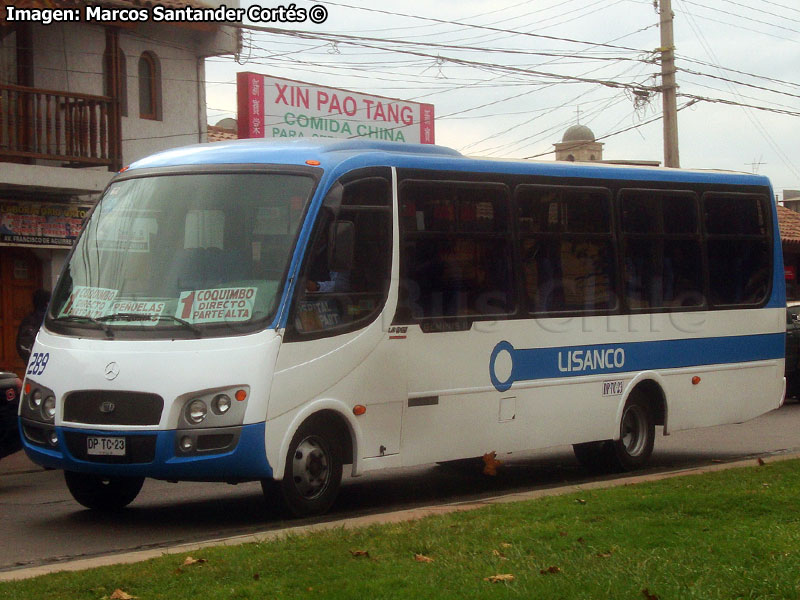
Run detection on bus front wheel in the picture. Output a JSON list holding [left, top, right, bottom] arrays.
[[265, 421, 343, 518], [64, 471, 144, 510]]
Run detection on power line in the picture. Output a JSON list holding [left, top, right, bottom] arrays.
[[313, 1, 649, 52]]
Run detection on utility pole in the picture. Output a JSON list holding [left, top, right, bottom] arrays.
[[659, 0, 680, 168]]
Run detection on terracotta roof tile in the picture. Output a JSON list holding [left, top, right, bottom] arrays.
[[207, 125, 238, 142], [778, 205, 800, 244]]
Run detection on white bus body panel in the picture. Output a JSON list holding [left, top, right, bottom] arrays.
[[31, 329, 281, 430]]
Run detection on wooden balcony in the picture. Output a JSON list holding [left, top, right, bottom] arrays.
[[0, 84, 121, 171]]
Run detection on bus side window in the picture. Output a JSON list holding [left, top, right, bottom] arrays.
[[398, 180, 513, 322], [517, 186, 615, 314], [293, 176, 392, 336], [620, 189, 704, 310], [704, 193, 771, 306]]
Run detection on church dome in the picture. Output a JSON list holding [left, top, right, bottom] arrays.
[[562, 124, 595, 143]]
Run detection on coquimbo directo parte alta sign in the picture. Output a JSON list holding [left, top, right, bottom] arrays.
[[236, 72, 435, 144]]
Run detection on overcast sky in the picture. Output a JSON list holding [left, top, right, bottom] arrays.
[[205, 0, 800, 199]]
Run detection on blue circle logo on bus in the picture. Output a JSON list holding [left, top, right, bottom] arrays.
[[490, 341, 515, 392]]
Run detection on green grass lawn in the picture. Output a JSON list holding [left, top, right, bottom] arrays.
[[3, 459, 800, 599]]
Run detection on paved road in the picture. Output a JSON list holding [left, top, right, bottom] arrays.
[[2, 400, 799, 572]]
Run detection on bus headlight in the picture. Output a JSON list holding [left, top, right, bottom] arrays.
[[29, 389, 42, 411], [186, 399, 207, 424], [42, 395, 56, 421], [211, 394, 231, 415]]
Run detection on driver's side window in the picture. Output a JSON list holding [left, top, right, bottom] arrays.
[[292, 174, 392, 337]]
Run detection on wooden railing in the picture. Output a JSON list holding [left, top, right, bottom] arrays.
[[0, 84, 121, 170]]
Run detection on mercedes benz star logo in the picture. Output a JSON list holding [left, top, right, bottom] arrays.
[[104, 362, 120, 380]]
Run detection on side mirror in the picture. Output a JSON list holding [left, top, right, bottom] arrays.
[[328, 221, 354, 272]]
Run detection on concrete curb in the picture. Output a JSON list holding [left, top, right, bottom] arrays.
[[2, 450, 799, 582]]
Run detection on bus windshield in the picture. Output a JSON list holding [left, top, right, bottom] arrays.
[[48, 171, 315, 338]]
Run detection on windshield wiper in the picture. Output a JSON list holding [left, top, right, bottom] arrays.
[[97, 312, 202, 337], [54, 315, 114, 339]]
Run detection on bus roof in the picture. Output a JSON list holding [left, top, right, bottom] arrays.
[[127, 138, 772, 188]]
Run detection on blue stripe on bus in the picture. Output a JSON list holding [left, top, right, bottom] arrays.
[[489, 333, 785, 392]]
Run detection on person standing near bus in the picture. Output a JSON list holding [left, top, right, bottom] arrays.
[[16, 289, 50, 363]]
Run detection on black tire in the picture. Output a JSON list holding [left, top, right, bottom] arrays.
[[264, 420, 343, 518], [64, 471, 144, 510], [611, 393, 655, 471], [573, 393, 655, 473]]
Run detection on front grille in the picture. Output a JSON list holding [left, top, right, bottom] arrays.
[[64, 432, 157, 464], [63, 391, 164, 426]]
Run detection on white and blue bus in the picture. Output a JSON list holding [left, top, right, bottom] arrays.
[[19, 139, 786, 516]]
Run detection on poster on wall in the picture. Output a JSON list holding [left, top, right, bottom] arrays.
[[0, 201, 92, 247], [237, 72, 435, 144]]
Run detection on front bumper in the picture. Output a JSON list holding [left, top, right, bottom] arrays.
[[21, 420, 272, 481]]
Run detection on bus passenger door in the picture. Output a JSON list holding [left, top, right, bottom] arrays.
[[272, 171, 405, 465]]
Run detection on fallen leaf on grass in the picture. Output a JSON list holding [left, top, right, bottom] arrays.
[[642, 588, 660, 600], [596, 551, 613, 558], [492, 549, 507, 560], [500, 542, 512, 548], [182, 556, 207, 566], [482, 451, 503, 476], [253, 573, 260, 581], [576, 498, 587, 504], [484, 574, 515, 583], [350, 550, 370, 558], [576, 537, 586, 545], [414, 553, 434, 563], [757, 458, 766, 466], [110, 590, 136, 600], [558, 531, 568, 537], [540, 566, 561, 575]]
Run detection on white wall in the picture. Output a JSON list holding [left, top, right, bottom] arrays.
[[30, 21, 228, 166]]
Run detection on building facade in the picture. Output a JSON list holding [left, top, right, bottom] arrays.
[[0, 0, 239, 374]]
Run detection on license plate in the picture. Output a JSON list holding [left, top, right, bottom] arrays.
[[86, 436, 126, 456]]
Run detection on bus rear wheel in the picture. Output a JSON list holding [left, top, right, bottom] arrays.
[[573, 393, 655, 472], [64, 471, 144, 510], [265, 421, 343, 518]]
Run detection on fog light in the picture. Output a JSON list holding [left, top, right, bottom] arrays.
[[186, 399, 207, 424], [29, 389, 42, 411], [211, 394, 231, 415], [180, 436, 194, 452], [48, 431, 58, 447], [42, 396, 56, 420]]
